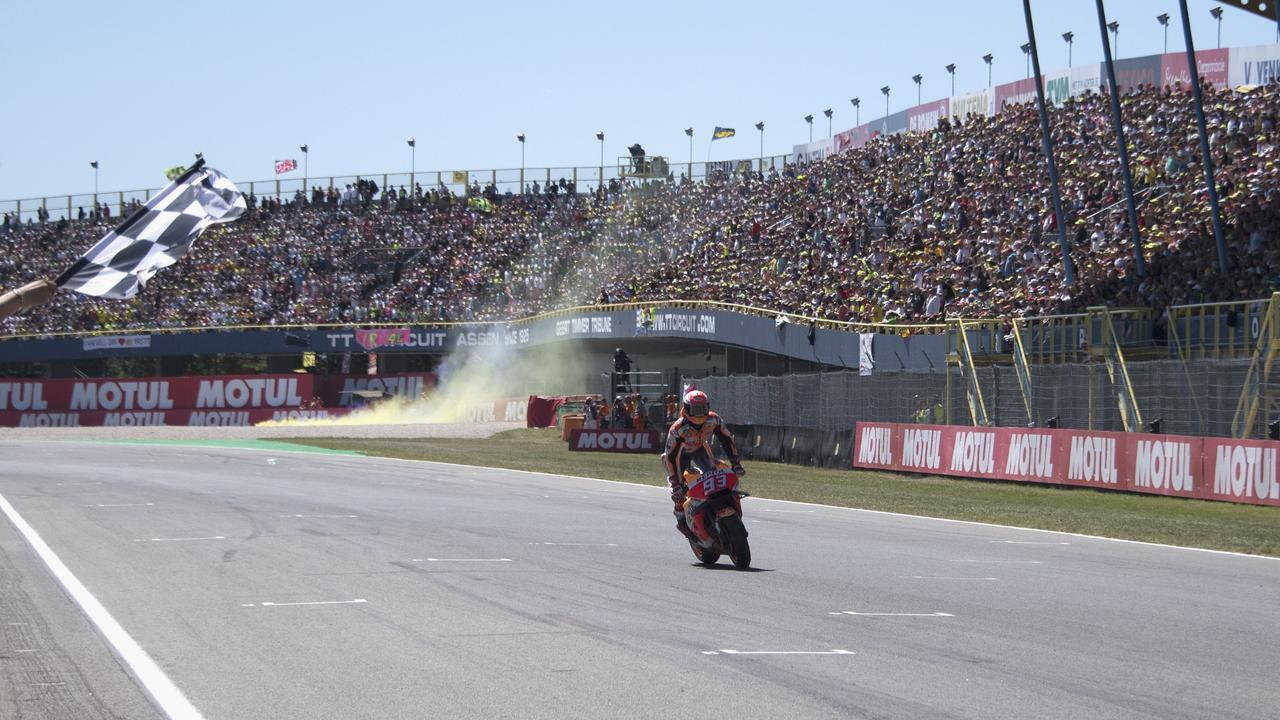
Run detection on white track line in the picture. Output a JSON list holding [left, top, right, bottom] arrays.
[[248, 599, 367, 608], [832, 611, 954, 617], [0, 492, 203, 720], [91, 502, 154, 508], [703, 649, 854, 655], [415, 558, 512, 562], [133, 537, 225, 543]]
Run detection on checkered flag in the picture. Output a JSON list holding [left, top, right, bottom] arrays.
[[55, 159, 247, 299]]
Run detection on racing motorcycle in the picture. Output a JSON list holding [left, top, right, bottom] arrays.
[[681, 456, 751, 569]]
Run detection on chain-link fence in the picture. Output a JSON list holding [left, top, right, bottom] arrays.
[[692, 357, 1261, 438]]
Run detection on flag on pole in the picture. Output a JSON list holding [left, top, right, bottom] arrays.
[[163, 165, 186, 181], [275, 158, 298, 175], [55, 160, 247, 299], [712, 127, 736, 140]]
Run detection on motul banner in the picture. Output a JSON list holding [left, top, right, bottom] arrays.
[[854, 423, 1280, 507], [318, 373, 436, 407], [0, 407, 350, 428], [463, 398, 529, 423], [0, 375, 314, 415], [568, 428, 662, 453]]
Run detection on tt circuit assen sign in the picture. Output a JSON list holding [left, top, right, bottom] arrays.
[[853, 423, 1280, 508], [567, 428, 662, 453]]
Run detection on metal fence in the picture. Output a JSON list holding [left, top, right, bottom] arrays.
[[692, 357, 1261, 439], [0, 155, 791, 226]]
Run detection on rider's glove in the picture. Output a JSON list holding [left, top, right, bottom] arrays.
[[668, 476, 685, 503], [731, 461, 746, 476]]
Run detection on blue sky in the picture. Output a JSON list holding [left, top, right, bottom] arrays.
[[2, 0, 1277, 201]]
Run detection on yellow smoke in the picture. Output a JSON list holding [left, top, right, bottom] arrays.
[[259, 339, 590, 427]]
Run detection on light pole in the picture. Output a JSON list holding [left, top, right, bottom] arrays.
[[823, 108, 833, 138], [90, 160, 98, 210], [1210, 6, 1223, 48], [983, 53, 993, 88], [516, 133, 525, 193], [913, 74, 922, 105], [755, 121, 764, 169], [946, 64, 956, 95], [407, 138, 415, 190], [596, 131, 604, 186], [299, 144, 308, 192], [804, 114, 813, 143], [1108, 21, 1119, 58], [1180, 0, 1229, 273], [850, 97, 860, 126], [1021, 43, 1032, 78], [684, 127, 693, 174], [1063, 31, 1074, 67], [1157, 13, 1170, 53], [880, 86, 890, 134]]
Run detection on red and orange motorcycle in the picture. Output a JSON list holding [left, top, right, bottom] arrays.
[[680, 456, 751, 569]]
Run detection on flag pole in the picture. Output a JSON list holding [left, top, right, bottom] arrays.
[[0, 279, 57, 323]]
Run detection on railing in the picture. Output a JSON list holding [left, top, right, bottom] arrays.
[[0, 298, 949, 343], [0, 154, 791, 226], [1170, 297, 1274, 361], [1231, 292, 1280, 439], [1014, 307, 1152, 365]]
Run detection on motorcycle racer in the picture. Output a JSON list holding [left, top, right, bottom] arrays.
[[662, 389, 744, 541]]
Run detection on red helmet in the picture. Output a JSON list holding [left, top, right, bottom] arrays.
[[681, 389, 709, 422]]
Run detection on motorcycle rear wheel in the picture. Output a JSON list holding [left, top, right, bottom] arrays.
[[689, 538, 720, 565], [720, 515, 751, 570]]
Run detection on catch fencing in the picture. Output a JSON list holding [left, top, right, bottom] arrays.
[[691, 357, 1258, 439]]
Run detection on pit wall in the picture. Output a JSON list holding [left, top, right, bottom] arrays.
[[853, 422, 1280, 508]]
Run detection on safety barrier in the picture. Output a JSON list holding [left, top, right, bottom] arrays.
[[853, 421, 1280, 508]]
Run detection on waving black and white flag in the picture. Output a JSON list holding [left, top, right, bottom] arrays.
[[56, 160, 246, 299]]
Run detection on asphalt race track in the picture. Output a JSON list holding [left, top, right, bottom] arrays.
[[1, 440, 1278, 720]]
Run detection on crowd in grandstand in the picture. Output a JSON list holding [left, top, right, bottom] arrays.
[[2, 79, 1279, 336]]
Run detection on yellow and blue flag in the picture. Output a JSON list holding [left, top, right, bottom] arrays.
[[712, 126, 736, 140]]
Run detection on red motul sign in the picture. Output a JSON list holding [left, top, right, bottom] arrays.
[[0, 407, 351, 428], [854, 422, 1280, 507], [568, 428, 661, 453]]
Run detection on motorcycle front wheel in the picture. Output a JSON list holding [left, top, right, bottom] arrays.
[[689, 538, 720, 565], [719, 515, 751, 570]]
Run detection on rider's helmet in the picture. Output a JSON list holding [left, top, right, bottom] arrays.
[[681, 389, 709, 424]]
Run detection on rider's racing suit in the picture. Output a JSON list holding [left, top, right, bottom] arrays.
[[662, 412, 741, 540]]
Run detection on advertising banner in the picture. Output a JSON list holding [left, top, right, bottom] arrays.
[[567, 428, 662, 453], [883, 109, 909, 135], [0, 407, 349, 428], [907, 99, 949, 133], [995, 77, 1039, 111], [354, 327, 411, 351], [950, 90, 993, 121], [1041, 69, 1070, 106], [1227, 44, 1280, 87], [319, 372, 436, 408], [463, 398, 529, 423], [833, 125, 875, 153], [790, 138, 835, 164], [83, 335, 152, 351], [0, 375, 314, 415], [853, 423, 1280, 507], [1107, 54, 1162, 93], [1070, 63, 1103, 97], [1165, 48, 1231, 88]]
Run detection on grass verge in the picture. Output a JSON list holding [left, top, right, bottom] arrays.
[[285, 428, 1280, 558]]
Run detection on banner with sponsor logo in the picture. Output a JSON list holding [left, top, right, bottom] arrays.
[[318, 372, 436, 407], [907, 98, 950, 133], [833, 125, 875, 153], [462, 398, 529, 424], [83, 335, 152, 351], [1228, 44, 1280, 87], [1069, 63, 1103, 97], [355, 327, 411, 352], [567, 428, 662, 453], [0, 407, 350, 428], [994, 77, 1038, 111], [1107, 54, 1162, 93], [790, 138, 835, 165], [0, 375, 313, 418], [853, 423, 1279, 507], [1041, 68, 1070, 106], [950, 90, 993, 121], [1165, 48, 1230, 88]]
